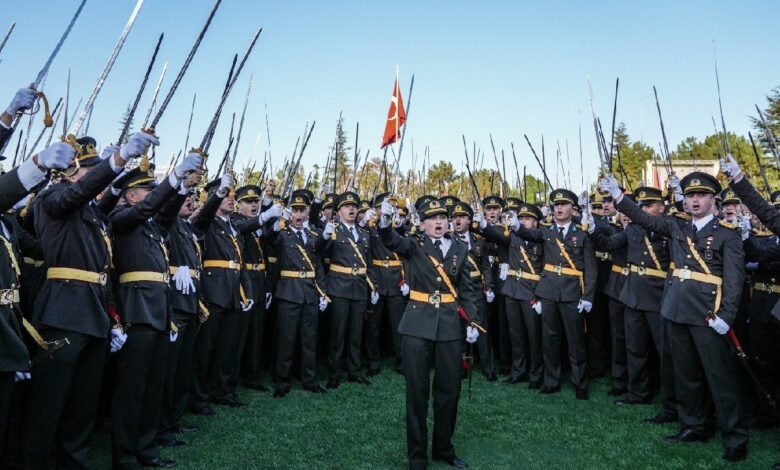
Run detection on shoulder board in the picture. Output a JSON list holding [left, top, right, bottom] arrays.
[[472, 233, 484, 240], [575, 224, 583, 230], [752, 228, 773, 237], [674, 212, 691, 221], [719, 219, 738, 230], [540, 221, 552, 227]]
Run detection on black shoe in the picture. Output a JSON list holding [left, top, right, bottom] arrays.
[[366, 368, 380, 377], [303, 383, 328, 394], [663, 428, 710, 443], [485, 373, 498, 382], [432, 455, 468, 468], [645, 412, 678, 424], [539, 385, 561, 395], [607, 387, 627, 397], [244, 382, 270, 392], [575, 388, 589, 400], [158, 438, 187, 448], [773, 462, 780, 469], [348, 376, 371, 385], [528, 381, 542, 390], [615, 398, 651, 406], [273, 386, 290, 398], [723, 444, 747, 462], [173, 425, 198, 434], [140, 457, 178, 468], [326, 379, 340, 389], [188, 405, 215, 416], [503, 375, 527, 385], [499, 368, 511, 375]]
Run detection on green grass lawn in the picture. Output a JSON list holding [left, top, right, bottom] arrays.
[[89, 364, 780, 469]]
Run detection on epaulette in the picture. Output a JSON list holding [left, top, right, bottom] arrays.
[[674, 212, 691, 221], [575, 223, 584, 231], [472, 232, 484, 240], [540, 220, 552, 227], [719, 219, 738, 230], [752, 228, 773, 237]]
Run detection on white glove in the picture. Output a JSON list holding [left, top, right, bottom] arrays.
[[110, 328, 128, 353], [172, 266, 196, 295], [720, 155, 742, 182], [708, 316, 729, 335], [217, 172, 233, 196], [739, 217, 751, 241], [541, 206, 550, 217], [669, 175, 683, 201], [361, 209, 376, 227], [265, 292, 273, 309], [322, 221, 336, 238], [282, 207, 292, 221], [578, 192, 588, 208], [585, 210, 596, 234], [370, 291, 380, 305], [499, 263, 509, 281], [380, 200, 394, 217], [120, 131, 159, 162], [241, 299, 255, 312], [599, 175, 622, 201], [14, 371, 31, 382], [466, 325, 479, 344], [36, 141, 76, 169], [101, 144, 120, 161], [175, 151, 204, 177], [6, 88, 37, 115], [169, 330, 178, 342], [507, 211, 520, 231], [400, 282, 410, 296], [474, 211, 487, 230], [319, 296, 329, 312], [485, 290, 495, 303], [577, 299, 593, 314], [260, 203, 283, 223], [532, 300, 542, 315]]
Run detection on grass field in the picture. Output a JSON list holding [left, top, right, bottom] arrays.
[[88, 363, 780, 469]]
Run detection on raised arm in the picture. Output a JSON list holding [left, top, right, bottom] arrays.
[[731, 177, 780, 236], [110, 178, 178, 234], [615, 195, 674, 238]]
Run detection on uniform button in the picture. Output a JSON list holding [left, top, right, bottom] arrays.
[[712, 291, 716, 294], [643, 251, 647, 255], [686, 255, 691, 258]]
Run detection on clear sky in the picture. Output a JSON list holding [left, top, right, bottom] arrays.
[[1, 0, 778, 193]]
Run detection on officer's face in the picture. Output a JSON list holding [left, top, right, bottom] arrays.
[[179, 196, 195, 218], [553, 202, 573, 223], [721, 202, 738, 221], [323, 207, 333, 220], [237, 199, 259, 217], [451, 215, 470, 233], [339, 204, 357, 224], [602, 199, 616, 216], [685, 192, 714, 219], [619, 213, 631, 226], [218, 195, 235, 216], [290, 207, 307, 229], [641, 201, 664, 217], [519, 215, 538, 230], [423, 214, 448, 238], [124, 187, 151, 206], [485, 207, 501, 223]]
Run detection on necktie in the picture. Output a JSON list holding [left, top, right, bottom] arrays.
[[558, 226, 565, 238], [353, 227, 359, 242], [434, 239, 444, 258], [296, 230, 304, 245], [692, 224, 698, 235]]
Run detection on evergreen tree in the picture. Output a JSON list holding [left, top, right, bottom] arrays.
[[117, 102, 134, 143]]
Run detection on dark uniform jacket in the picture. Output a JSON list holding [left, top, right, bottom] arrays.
[[33, 158, 117, 338], [744, 232, 780, 322], [0, 213, 30, 371], [266, 225, 326, 305], [480, 224, 541, 301], [110, 179, 182, 331], [593, 215, 618, 292], [591, 222, 671, 312], [514, 222, 597, 303], [316, 222, 377, 301], [0, 124, 12, 155], [617, 197, 744, 326], [230, 213, 268, 303], [366, 224, 405, 297], [0, 165, 36, 213], [379, 226, 478, 342]]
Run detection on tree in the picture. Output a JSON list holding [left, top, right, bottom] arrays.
[[750, 87, 780, 150], [117, 102, 134, 143]]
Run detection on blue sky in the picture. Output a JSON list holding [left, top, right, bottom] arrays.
[[1, 0, 778, 193]]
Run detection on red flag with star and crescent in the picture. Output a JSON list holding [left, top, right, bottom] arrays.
[[381, 76, 406, 148]]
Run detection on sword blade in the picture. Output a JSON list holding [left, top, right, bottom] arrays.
[[35, 0, 87, 87], [119, 32, 164, 144], [0, 21, 16, 57]]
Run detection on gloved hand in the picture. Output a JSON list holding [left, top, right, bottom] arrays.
[[739, 216, 751, 241], [217, 172, 233, 196], [400, 282, 410, 296], [370, 291, 380, 305], [281, 207, 291, 221], [499, 263, 509, 281], [101, 144, 120, 161], [241, 299, 254, 312], [577, 299, 593, 314], [110, 327, 127, 353], [169, 330, 178, 342], [507, 211, 520, 231], [585, 210, 596, 234], [466, 326, 479, 344], [322, 221, 336, 239], [708, 316, 729, 335], [719, 155, 742, 182], [361, 209, 376, 227], [599, 175, 623, 201], [6, 87, 37, 115], [541, 206, 550, 217], [318, 296, 329, 312], [532, 300, 542, 315], [578, 191, 589, 208], [485, 290, 495, 303], [172, 266, 196, 295], [669, 175, 683, 201], [473, 211, 487, 230], [380, 200, 394, 217], [14, 371, 31, 382], [175, 151, 204, 178], [120, 131, 159, 162], [260, 202, 283, 223], [36, 141, 76, 169], [265, 292, 273, 309]]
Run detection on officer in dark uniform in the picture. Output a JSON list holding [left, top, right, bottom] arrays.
[[481, 195, 510, 374], [451, 201, 497, 381], [23, 132, 157, 470], [109, 153, 202, 470], [488, 189, 597, 399], [603, 171, 748, 462], [479, 202, 545, 387], [267, 192, 328, 397], [379, 197, 479, 470]]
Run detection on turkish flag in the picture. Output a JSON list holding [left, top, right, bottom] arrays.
[[381, 77, 406, 148]]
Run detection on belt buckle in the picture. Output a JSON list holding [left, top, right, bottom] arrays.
[[351, 266, 360, 275], [382, 260, 389, 268], [163, 273, 171, 284], [515, 269, 523, 280], [636, 266, 646, 276], [765, 284, 774, 294], [553, 265, 562, 275], [228, 260, 237, 269], [193, 270, 201, 280], [252, 263, 260, 271], [98, 272, 108, 286], [0, 289, 14, 305], [620, 266, 629, 276], [678, 269, 691, 281], [299, 269, 307, 279], [428, 291, 442, 308]]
